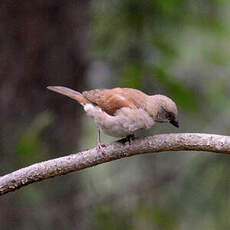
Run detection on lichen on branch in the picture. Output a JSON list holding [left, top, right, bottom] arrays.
[[0, 133, 230, 196]]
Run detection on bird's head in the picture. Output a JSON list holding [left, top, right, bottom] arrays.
[[149, 95, 179, 128]]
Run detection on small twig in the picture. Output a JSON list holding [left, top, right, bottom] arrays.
[[0, 133, 230, 196]]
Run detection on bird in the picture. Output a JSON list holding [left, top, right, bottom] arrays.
[[47, 86, 179, 150]]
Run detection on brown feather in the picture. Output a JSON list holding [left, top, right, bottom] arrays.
[[111, 88, 149, 109], [82, 88, 148, 115], [47, 86, 90, 105]]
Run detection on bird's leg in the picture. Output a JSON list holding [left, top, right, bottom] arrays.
[[126, 134, 135, 145], [117, 134, 135, 145], [96, 128, 105, 152]]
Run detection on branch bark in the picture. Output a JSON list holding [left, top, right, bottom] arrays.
[[1, 133, 230, 196]]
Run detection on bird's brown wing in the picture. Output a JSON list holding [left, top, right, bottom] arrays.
[[82, 88, 148, 115], [111, 88, 149, 109]]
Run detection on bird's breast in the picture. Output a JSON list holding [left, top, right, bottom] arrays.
[[83, 104, 155, 137]]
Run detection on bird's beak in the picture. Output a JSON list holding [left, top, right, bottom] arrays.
[[170, 120, 179, 128]]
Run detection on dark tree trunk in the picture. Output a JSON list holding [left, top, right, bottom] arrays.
[[0, 1, 90, 229]]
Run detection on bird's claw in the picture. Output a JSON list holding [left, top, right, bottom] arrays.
[[117, 134, 135, 145], [96, 142, 106, 155]]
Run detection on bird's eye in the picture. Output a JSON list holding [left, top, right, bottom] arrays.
[[167, 112, 174, 120]]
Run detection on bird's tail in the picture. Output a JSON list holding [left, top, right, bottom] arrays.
[[47, 86, 90, 106]]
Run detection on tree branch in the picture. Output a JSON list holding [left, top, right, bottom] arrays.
[[1, 133, 230, 196]]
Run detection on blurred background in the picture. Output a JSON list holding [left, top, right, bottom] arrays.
[[1, 0, 230, 229]]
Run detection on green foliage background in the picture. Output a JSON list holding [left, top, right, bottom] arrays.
[[85, 0, 230, 229], [2, 0, 230, 229]]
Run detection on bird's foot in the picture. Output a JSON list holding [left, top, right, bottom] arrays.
[[96, 142, 106, 155], [117, 134, 135, 145]]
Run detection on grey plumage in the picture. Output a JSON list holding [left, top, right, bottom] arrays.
[[48, 86, 179, 148]]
